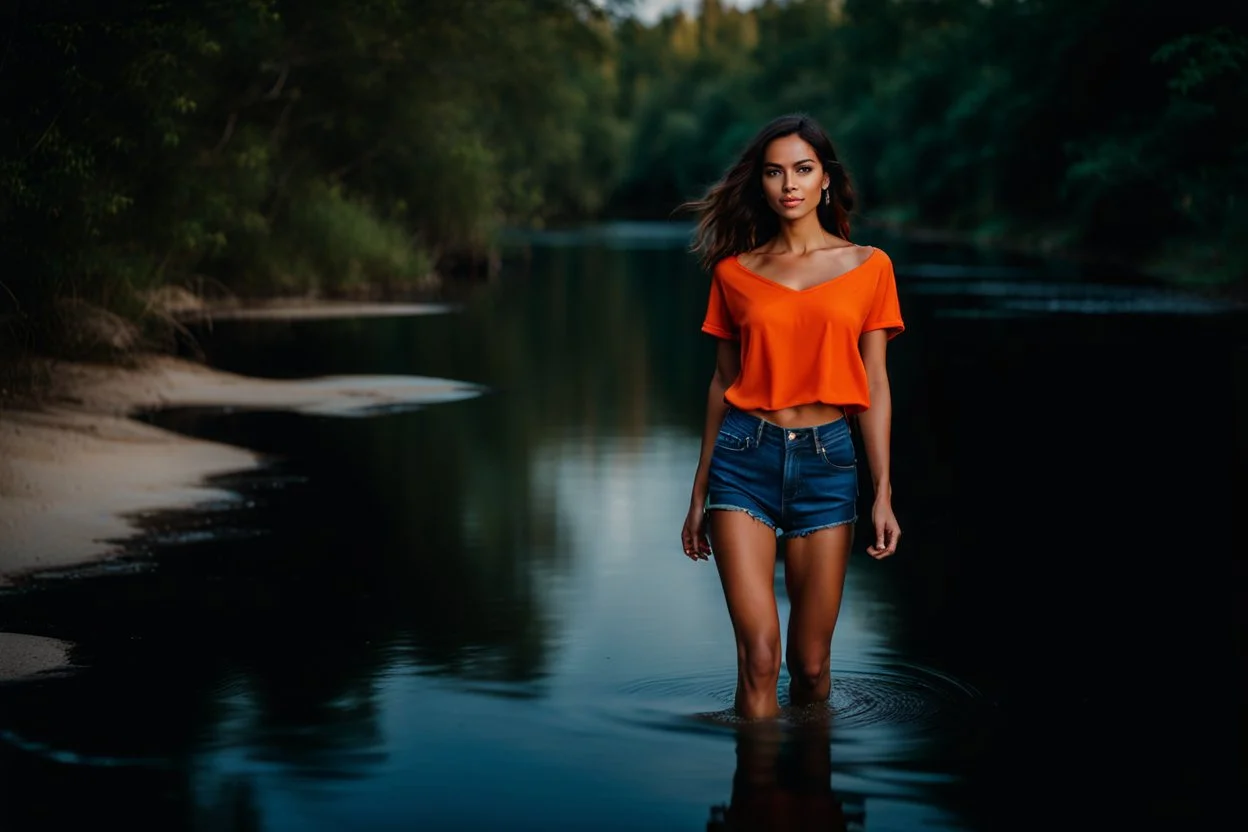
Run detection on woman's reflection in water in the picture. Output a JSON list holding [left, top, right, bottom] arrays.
[[706, 707, 861, 832]]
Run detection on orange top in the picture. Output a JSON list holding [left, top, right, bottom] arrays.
[[701, 247, 904, 415]]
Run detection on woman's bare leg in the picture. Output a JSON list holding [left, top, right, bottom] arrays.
[[710, 510, 782, 720], [783, 524, 853, 706]]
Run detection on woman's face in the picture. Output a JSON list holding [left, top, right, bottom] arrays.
[[760, 134, 830, 220]]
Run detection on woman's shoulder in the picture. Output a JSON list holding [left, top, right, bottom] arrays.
[[859, 244, 894, 276], [821, 242, 889, 275], [861, 243, 891, 263], [727, 247, 775, 277], [711, 254, 743, 277]]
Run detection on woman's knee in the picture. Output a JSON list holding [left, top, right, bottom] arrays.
[[787, 648, 830, 689], [738, 636, 782, 683]]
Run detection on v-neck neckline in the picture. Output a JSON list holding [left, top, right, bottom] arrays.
[[733, 247, 878, 293]]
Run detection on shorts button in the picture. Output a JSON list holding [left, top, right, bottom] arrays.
[[788, 432, 796, 440]]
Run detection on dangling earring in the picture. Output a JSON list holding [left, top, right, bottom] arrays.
[[823, 188, 831, 206]]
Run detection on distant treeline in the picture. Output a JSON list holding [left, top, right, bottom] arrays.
[[1, 0, 1244, 359], [608, 0, 1245, 284]]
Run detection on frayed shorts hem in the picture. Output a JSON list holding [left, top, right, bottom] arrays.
[[706, 504, 777, 532], [779, 516, 857, 540], [707, 505, 857, 540]]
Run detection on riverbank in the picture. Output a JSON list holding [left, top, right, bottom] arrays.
[[0, 300, 483, 682], [0, 300, 480, 591]]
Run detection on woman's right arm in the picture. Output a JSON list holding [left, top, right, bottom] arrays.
[[682, 339, 740, 560]]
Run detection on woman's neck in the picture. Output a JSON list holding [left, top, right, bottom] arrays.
[[768, 216, 835, 255]]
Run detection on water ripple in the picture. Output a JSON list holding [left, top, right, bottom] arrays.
[[617, 667, 738, 706], [611, 659, 989, 764], [825, 662, 982, 732]]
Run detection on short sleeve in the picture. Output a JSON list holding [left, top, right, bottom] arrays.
[[862, 253, 905, 340], [701, 268, 738, 340]]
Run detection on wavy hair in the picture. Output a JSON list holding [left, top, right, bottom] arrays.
[[680, 113, 856, 271]]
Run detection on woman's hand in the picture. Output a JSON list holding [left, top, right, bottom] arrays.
[[866, 498, 900, 559], [681, 500, 712, 561]]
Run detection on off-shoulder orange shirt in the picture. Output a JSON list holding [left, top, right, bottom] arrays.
[[701, 247, 904, 415]]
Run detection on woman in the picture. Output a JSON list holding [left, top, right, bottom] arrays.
[[680, 113, 904, 720]]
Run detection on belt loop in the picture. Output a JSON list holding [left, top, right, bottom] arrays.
[[813, 425, 825, 455], [754, 417, 764, 447]]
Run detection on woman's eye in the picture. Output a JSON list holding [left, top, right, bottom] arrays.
[[798, 166, 813, 173]]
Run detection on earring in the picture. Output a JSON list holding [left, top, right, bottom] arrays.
[[823, 188, 831, 206]]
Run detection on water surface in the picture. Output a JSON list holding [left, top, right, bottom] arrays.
[[1, 226, 1243, 831]]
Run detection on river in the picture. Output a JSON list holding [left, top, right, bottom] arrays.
[[1, 223, 1243, 831]]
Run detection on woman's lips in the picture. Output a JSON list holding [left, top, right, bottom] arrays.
[[780, 197, 802, 208]]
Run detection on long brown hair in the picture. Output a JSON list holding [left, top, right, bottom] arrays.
[[680, 113, 857, 271]]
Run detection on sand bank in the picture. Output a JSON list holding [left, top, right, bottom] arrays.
[[0, 354, 484, 589], [0, 632, 76, 683], [0, 300, 481, 680]]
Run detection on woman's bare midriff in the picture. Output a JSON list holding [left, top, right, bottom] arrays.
[[743, 402, 845, 429]]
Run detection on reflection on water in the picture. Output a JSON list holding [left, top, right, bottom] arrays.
[[707, 717, 857, 832], [1, 224, 1242, 830]]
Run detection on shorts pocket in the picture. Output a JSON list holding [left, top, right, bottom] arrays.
[[817, 435, 856, 470], [714, 430, 752, 452]]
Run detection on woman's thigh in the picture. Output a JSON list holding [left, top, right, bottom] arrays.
[[709, 509, 781, 643], [783, 525, 853, 650]]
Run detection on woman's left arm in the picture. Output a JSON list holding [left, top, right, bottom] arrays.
[[857, 329, 900, 559]]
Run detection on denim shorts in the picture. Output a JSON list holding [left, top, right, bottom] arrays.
[[707, 406, 859, 539]]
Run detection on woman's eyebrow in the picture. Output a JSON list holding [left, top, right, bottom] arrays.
[[763, 158, 815, 168]]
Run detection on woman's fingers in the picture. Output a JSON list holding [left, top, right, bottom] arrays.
[[681, 522, 702, 560], [866, 523, 900, 559], [682, 506, 713, 560], [697, 521, 712, 558]]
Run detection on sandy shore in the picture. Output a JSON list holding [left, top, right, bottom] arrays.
[[0, 632, 75, 683], [0, 348, 483, 678], [0, 300, 483, 681], [0, 354, 483, 587]]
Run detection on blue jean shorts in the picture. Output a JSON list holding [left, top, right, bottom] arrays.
[[707, 406, 859, 539]]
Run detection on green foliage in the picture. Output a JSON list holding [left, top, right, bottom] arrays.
[[1, 0, 626, 358], [2, 0, 1243, 364], [260, 182, 434, 295], [606, 0, 1245, 285]]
